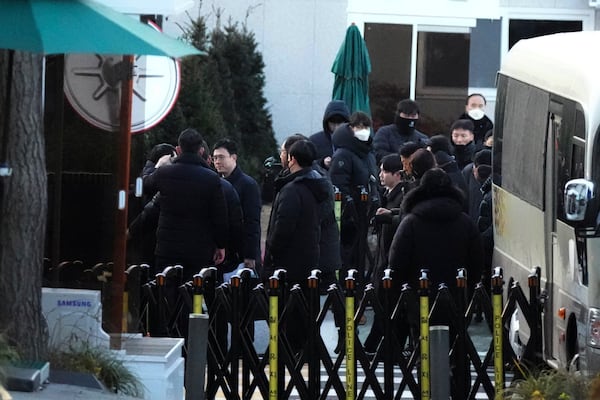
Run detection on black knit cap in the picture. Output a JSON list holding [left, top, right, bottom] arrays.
[[473, 149, 492, 166]]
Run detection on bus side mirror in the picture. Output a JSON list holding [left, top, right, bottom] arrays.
[[564, 178, 595, 221]]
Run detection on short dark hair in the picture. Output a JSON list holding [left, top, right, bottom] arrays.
[[381, 154, 403, 173], [199, 139, 210, 161], [283, 133, 308, 153], [178, 128, 204, 154], [410, 148, 436, 179], [349, 111, 372, 128], [289, 139, 317, 168], [399, 141, 423, 158], [428, 135, 453, 155], [450, 119, 474, 133], [466, 93, 486, 105], [147, 143, 176, 163], [213, 138, 238, 155], [397, 99, 420, 115]]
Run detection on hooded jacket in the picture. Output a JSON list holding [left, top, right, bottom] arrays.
[[388, 169, 483, 291], [263, 167, 331, 282], [329, 123, 379, 204], [309, 100, 351, 167]]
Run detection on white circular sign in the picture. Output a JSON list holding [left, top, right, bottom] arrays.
[[63, 52, 180, 133]]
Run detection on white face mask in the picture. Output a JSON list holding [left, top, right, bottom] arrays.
[[468, 108, 485, 121], [354, 128, 370, 141]]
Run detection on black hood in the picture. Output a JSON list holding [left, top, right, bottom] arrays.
[[331, 123, 372, 158], [322, 100, 350, 133]]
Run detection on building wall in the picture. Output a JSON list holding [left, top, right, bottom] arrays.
[[164, 0, 597, 144]]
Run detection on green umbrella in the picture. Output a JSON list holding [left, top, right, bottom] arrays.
[[0, 0, 203, 57], [331, 24, 372, 115]]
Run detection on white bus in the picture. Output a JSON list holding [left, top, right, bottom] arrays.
[[493, 31, 600, 373]]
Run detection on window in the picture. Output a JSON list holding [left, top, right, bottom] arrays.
[[499, 79, 549, 208]]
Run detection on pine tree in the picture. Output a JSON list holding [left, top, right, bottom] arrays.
[[212, 20, 277, 179], [143, 11, 277, 181]]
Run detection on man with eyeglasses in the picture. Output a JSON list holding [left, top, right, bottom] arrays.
[[213, 138, 262, 276]]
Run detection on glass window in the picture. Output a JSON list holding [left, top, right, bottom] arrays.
[[500, 79, 549, 208], [508, 19, 582, 49], [365, 23, 412, 132]]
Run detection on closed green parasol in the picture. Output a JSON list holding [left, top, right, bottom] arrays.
[[331, 24, 372, 115]]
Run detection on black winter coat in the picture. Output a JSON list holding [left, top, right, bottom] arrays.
[[225, 166, 262, 265], [263, 168, 331, 282], [452, 141, 477, 170], [373, 123, 429, 164], [388, 180, 483, 290], [143, 153, 228, 265], [372, 182, 406, 285], [329, 124, 380, 207], [434, 151, 468, 196]]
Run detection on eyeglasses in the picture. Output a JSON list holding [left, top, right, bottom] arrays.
[[212, 154, 229, 161]]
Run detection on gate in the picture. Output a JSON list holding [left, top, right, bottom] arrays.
[[127, 264, 545, 399]]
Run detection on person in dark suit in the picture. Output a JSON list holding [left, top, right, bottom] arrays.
[[213, 138, 262, 275]]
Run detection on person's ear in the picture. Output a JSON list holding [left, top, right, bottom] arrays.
[[176, 146, 182, 155], [231, 153, 238, 162], [198, 147, 205, 157]]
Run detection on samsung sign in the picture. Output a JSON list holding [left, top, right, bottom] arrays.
[[56, 299, 93, 308]]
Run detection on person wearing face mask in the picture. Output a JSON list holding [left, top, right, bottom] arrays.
[[329, 111, 380, 303], [373, 98, 429, 164], [309, 100, 350, 170], [459, 93, 494, 150]]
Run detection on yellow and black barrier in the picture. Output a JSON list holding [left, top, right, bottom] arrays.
[[192, 273, 203, 314], [419, 269, 431, 400], [492, 267, 504, 398], [268, 269, 286, 400], [345, 269, 358, 400]]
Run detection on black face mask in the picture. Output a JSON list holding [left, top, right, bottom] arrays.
[[453, 144, 467, 153], [394, 115, 417, 135]]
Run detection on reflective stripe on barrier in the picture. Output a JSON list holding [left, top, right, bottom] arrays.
[[419, 269, 430, 400]]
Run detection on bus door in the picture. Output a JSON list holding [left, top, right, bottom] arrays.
[[547, 98, 587, 366]]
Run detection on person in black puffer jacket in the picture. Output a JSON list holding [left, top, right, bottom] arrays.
[[329, 112, 380, 291]]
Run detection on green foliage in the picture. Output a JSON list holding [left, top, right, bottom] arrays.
[[48, 343, 143, 398], [143, 8, 277, 181], [501, 363, 591, 400], [0, 333, 20, 385]]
